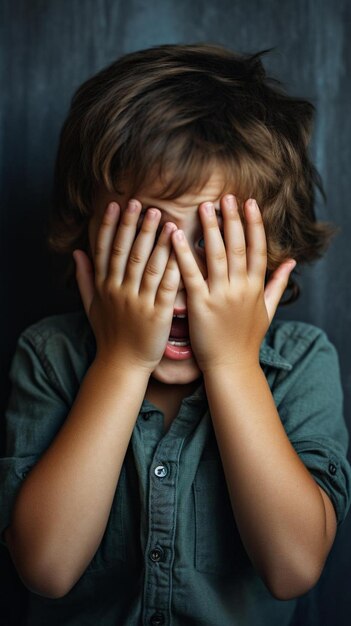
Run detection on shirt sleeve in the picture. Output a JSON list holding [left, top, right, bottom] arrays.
[[277, 326, 351, 526], [0, 328, 70, 547]]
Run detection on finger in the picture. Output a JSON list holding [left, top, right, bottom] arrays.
[[198, 202, 228, 287], [123, 208, 162, 288], [94, 202, 121, 282], [171, 229, 206, 293], [221, 194, 247, 279], [108, 199, 143, 284], [264, 260, 296, 322], [73, 249, 95, 318], [245, 199, 267, 281], [139, 221, 178, 298], [155, 250, 181, 310]]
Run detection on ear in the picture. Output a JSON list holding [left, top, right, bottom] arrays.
[[72, 250, 95, 318]]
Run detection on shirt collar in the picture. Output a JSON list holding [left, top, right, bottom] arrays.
[[259, 333, 293, 371]]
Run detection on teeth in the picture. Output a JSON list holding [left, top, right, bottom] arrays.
[[168, 340, 190, 347], [173, 314, 187, 319]]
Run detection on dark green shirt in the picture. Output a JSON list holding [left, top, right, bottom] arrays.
[[1, 311, 350, 626]]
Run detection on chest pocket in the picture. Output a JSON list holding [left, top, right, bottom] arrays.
[[193, 458, 252, 576], [86, 465, 127, 571]]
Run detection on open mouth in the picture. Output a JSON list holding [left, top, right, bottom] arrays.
[[168, 312, 190, 346], [164, 310, 193, 360]]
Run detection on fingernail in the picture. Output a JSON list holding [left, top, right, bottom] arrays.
[[174, 230, 185, 241], [288, 260, 297, 270], [107, 202, 117, 214], [127, 199, 139, 212], [248, 199, 258, 212], [147, 208, 159, 220], [203, 202, 214, 215], [164, 222, 177, 234]]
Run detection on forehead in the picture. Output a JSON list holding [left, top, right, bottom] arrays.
[[93, 167, 236, 219], [135, 169, 232, 207]]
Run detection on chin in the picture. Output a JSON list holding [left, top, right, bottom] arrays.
[[151, 356, 202, 386]]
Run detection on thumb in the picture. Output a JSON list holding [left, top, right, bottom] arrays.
[[264, 260, 296, 322], [72, 250, 95, 318]]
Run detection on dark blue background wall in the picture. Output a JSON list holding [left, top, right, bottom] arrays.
[[1, 1, 350, 624]]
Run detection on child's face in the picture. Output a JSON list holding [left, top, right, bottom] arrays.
[[88, 168, 233, 385]]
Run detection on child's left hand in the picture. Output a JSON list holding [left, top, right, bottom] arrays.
[[171, 195, 296, 373]]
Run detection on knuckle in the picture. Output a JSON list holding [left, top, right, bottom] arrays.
[[250, 281, 264, 298], [144, 263, 160, 278], [213, 250, 227, 262], [94, 275, 104, 291], [232, 245, 246, 257], [231, 211, 242, 221], [160, 283, 176, 295], [208, 223, 220, 232], [258, 248, 267, 258], [140, 221, 155, 233], [159, 277, 178, 293], [128, 251, 144, 265], [101, 214, 114, 227], [233, 281, 249, 300], [94, 242, 106, 257], [155, 234, 168, 248], [111, 243, 125, 258], [103, 279, 117, 298]]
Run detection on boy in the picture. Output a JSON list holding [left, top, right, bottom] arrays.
[[1, 43, 350, 626]]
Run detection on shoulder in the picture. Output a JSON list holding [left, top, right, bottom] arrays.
[[261, 318, 342, 407], [13, 310, 95, 393], [267, 321, 351, 525], [265, 318, 338, 369], [263, 320, 346, 451], [18, 310, 94, 355], [20, 309, 91, 342]]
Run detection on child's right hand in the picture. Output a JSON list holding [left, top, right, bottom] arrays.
[[73, 199, 180, 374]]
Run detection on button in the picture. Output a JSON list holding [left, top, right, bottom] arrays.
[[149, 547, 163, 562], [329, 463, 337, 475], [154, 465, 168, 478], [150, 613, 165, 625]]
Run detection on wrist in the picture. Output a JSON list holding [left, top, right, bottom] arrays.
[[91, 354, 152, 383], [201, 356, 262, 379]]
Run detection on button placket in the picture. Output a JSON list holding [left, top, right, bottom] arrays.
[[149, 547, 164, 562], [150, 613, 165, 625], [154, 465, 168, 478], [141, 403, 209, 626], [329, 462, 337, 475], [143, 436, 185, 626]]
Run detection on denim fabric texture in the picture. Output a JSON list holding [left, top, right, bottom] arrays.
[[1, 310, 350, 626]]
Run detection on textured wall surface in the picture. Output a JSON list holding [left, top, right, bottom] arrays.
[[1, 0, 350, 624]]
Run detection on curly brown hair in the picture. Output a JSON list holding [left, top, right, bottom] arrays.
[[48, 43, 337, 304]]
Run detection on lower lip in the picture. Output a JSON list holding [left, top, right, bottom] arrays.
[[164, 341, 193, 360]]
